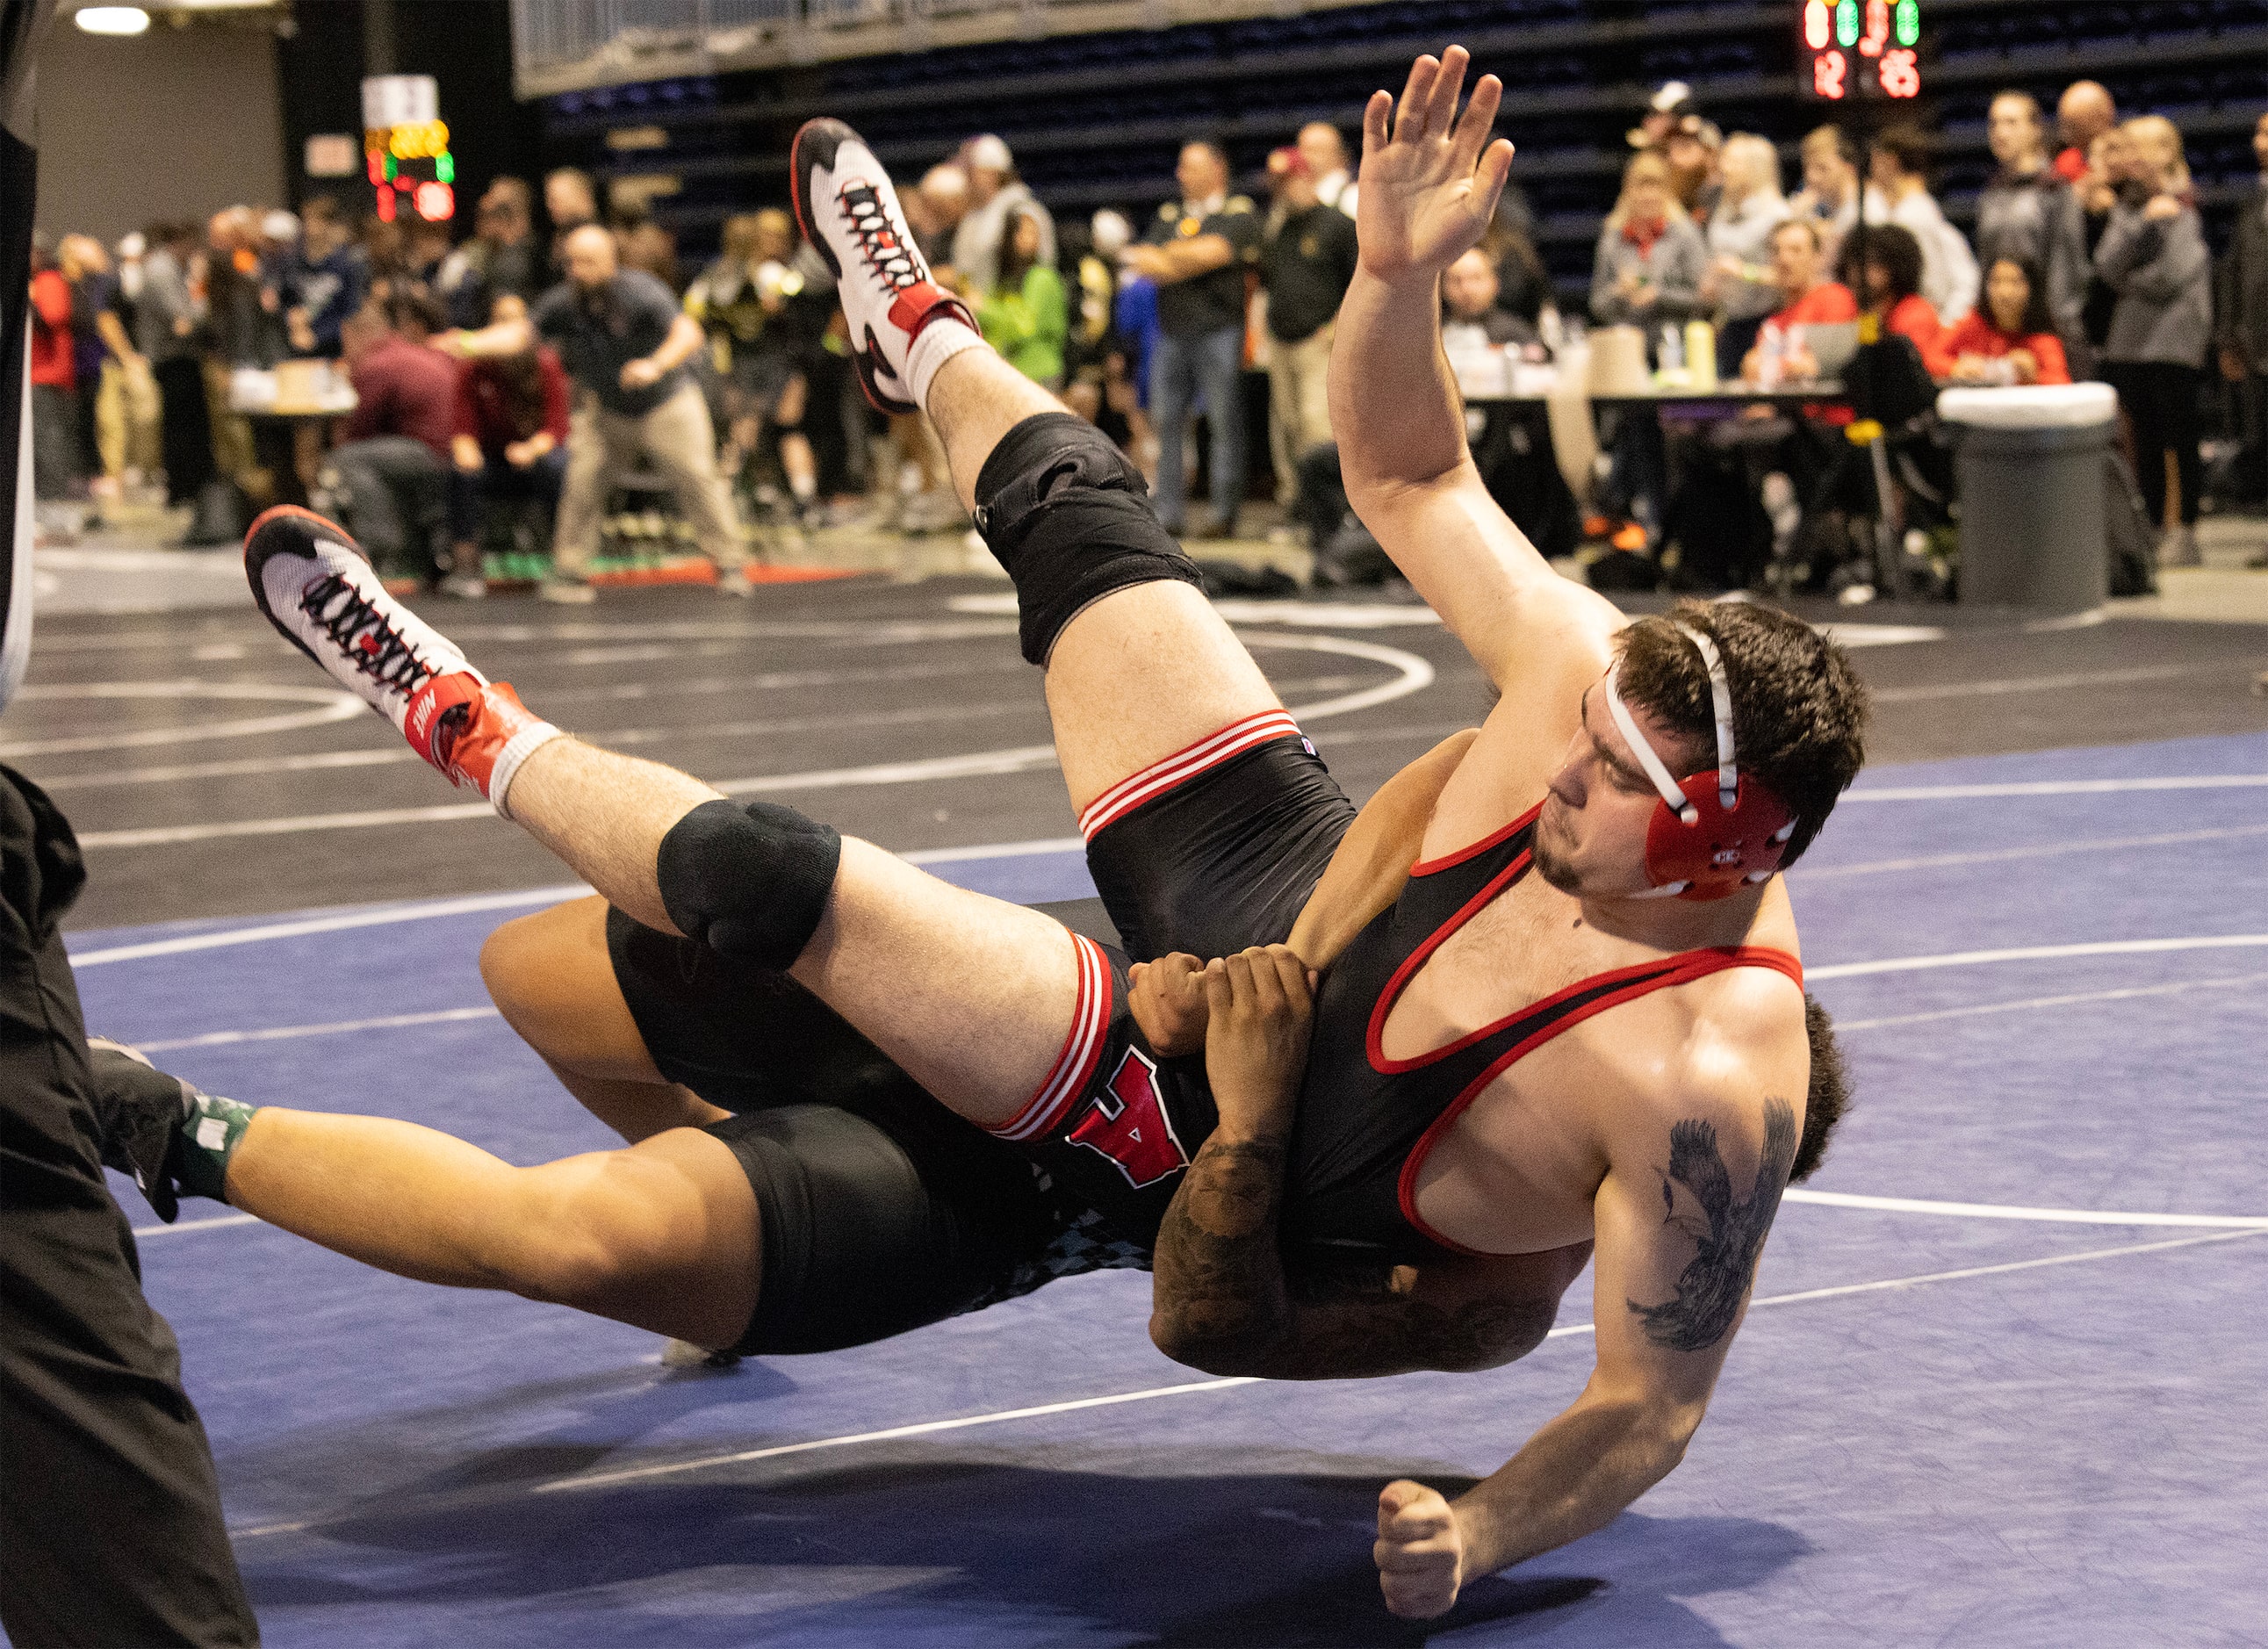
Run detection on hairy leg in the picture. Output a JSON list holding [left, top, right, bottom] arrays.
[[923, 348, 1281, 814], [500, 743, 1076, 1130], [480, 898, 724, 1142], [224, 1110, 761, 1348]]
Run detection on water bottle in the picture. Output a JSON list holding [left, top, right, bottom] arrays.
[[1756, 322, 1785, 391], [1685, 319, 1717, 390]]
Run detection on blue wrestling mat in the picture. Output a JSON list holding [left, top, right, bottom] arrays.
[[61, 731, 2268, 1647]]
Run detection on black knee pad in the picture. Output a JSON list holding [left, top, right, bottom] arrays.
[[972, 412, 1202, 666], [656, 799, 842, 969]]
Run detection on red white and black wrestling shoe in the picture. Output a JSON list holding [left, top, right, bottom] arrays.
[[791, 118, 982, 414], [245, 507, 561, 811]]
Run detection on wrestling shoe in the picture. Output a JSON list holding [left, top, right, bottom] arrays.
[[246, 506, 485, 733], [245, 507, 563, 811], [84, 1038, 253, 1223], [790, 118, 982, 414]]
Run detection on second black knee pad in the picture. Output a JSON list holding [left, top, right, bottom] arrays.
[[972, 412, 1202, 666], [657, 799, 842, 969]]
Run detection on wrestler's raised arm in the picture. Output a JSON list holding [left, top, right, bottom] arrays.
[[1330, 48, 1624, 696]]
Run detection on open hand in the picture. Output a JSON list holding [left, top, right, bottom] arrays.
[[1127, 952, 1208, 1056], [1356, 47, 1516, 284], [1375, 1479, 1465, 1617], [1200, 946, 1314, 1138]]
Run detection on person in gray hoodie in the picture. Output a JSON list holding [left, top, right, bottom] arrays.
[[1973, 91, 2091, 378], [2095, 115, 2213, 567]]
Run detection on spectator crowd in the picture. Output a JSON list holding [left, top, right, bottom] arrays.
[[26, 78, 2268, 601]]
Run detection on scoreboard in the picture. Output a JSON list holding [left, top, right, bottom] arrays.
[[1800, 0, 1921, 102], [361, 75, 457, 225]]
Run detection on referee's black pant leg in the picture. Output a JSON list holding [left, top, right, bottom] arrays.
[[0, 769, 259, 1648]]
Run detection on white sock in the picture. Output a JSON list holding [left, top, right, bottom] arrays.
[[486, 720, 565, 821], [906, 318, 987, 411]]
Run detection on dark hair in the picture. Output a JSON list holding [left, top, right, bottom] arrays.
[[1613, 598, 1870, 868], [1985, 256, 2054, 337], [999, 205, 1044, 292], [486, 348, 550, 438], [1180, 138, 1229, 172], [384, 286, 447, 337], [1795, 993, 1850, 1181], [1836, 220, 1924, 306], [1872, 123, 1933, 179], [484, 176, 533, 217]]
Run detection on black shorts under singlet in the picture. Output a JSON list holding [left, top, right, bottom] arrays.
[[606, 717, 1357, 1356]]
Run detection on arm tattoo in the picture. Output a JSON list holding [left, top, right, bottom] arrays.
[[1625, 1098, 1798, 1354], [1151, 1139, 1557, 1378], [1150, 1135, 1296, 1367]]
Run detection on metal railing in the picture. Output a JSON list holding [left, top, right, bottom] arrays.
[[509, 0, 1344, 96]]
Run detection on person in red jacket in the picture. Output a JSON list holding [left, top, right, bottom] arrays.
[[27, 240, 83, 500], [320, 288, 460, 587], [1739, 219, 1855, 384], [446, 292, 572, 598], [1940, 256, 2072, 385], [1835, 221, 1948, 377]]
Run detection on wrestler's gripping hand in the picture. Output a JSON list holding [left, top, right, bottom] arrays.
[[1375, 1480, 1466, 1618], [1200, 947, 1316, 1137], [1127, 953, 1208, 1057]]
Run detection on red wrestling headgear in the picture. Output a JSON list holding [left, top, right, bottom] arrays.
[[1604, 623, 1796, 901]]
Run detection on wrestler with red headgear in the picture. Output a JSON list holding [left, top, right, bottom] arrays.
[[97, 47, 1870, 1622]]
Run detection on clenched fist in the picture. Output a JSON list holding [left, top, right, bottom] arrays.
[[1374, 1479, 1465, 1617], [1127, 952, 1208, 1056]]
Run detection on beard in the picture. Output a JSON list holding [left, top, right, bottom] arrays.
[[1529, 814, 1585, 893]]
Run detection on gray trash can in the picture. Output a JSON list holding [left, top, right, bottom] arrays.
[[1939, 384, 2119, 614]]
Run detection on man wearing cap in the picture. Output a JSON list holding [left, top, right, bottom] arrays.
[[1260, 145, 1358, 508], [951, 135, 1056, 298], [1628, 80, 1694, 154], [1122, 139, 1263, 537]]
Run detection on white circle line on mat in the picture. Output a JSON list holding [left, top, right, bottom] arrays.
[[0, 680, 364, 757], [1806, 934, 2268, 981], [65, 633, 1436, 851], [1782, 1190, 2268, 1227], [1842, 774, 2268, 801]]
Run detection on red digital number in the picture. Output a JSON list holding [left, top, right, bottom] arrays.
[[1066, 1048, 1190, 1189], [1813, 49, 1847, 99], [1859, 0, 1890, 56], [1880, 47, 1920, 98]]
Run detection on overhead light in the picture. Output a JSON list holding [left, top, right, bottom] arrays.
[[76, 6, 151, 32]]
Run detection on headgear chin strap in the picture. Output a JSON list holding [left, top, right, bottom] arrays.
[[1604, 623, 1797, 901]]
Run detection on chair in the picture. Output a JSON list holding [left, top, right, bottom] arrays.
[[1794, 332, 1948, 598]]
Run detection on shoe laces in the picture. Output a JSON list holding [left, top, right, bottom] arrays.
[[837, 182, 925, 295], [299, 571, 438, 696]]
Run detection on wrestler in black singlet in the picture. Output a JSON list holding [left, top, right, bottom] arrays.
[[1284, 803, 1804, 1269]]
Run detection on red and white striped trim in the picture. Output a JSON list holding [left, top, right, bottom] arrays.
[[990, 933, 1112, 1142], [1076, 709, 1304, 840]]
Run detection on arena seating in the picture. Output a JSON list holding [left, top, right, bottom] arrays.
[[531, 0, 2268, 305]]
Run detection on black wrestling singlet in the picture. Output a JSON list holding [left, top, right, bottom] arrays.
[[1282, 803, 1804, 1268]]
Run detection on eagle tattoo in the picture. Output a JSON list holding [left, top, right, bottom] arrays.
[[1627, 1098, 1798, 1353]]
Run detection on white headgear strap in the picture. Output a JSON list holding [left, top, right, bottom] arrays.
[[1603, 622, 1739, 822]]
